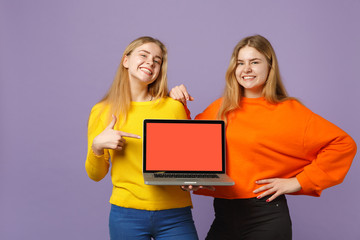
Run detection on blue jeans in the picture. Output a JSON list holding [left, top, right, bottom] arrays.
[[109, 205, 198, 240]]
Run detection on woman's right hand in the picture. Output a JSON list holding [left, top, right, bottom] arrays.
[[180, 185, 216, 192], [91, 115, 141, 155], [169, 84, 194, 105]]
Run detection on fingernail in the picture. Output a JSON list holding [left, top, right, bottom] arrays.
[[266, 199, 270, 202]]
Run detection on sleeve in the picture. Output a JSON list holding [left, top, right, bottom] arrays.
[[195, 98, 222, 120], [85, 104, 110, 182], [184, 104, 191, 120], [296, 113, 357, 196]]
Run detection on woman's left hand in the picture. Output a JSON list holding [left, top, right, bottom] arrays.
[[253, 177, 301, 202]]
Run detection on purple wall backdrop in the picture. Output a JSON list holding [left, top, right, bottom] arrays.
[[1, 0, 359, 239]]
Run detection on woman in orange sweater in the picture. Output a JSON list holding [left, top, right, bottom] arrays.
[[170, 35, 357, 239]]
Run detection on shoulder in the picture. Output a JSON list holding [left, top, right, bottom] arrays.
[[161, 97, 185, 109], [90, 101, 103, 112], [195, 98, 222, 120], [279, 98, 313, 115], [202, 98, 223, 111], [149, 97, 187, 119], [156, 97, 187, 113], [88, 101, 110, 126]]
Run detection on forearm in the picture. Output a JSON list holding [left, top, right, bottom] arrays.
[[85, 149, 110, 182]]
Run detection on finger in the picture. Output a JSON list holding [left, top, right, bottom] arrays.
[[266, 193, 281, 202], [173, 90, 187, 105], [190, 186, 201, 191], [117, 139, 125, 147], [256, 178, 276, 184], [106, 115, 117, 129], [118, 131, 141, 139], [174, 89, 186, 102], [114, 146, 123, 151], [169, 88, 178, 99], [178, 85, 191, 100], [199, 185, 215, 191], [253, 183, 273, 194], [256, 188, 276, 199], [181, 185, 195, 191]]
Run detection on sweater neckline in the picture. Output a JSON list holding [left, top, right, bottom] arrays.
[[241, 97, 266, 103], [131, 98, 161, 106]]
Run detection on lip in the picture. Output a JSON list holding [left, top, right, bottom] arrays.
[[242, 75, 256, 80], [140, 67, 153, 76]]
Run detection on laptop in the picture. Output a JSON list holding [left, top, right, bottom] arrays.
[[143, 119, 234, 186]]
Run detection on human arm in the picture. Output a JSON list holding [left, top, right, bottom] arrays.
[[85, 106, 140, 182], [254, 112, 357, 200], [295, 113, 357, 196]]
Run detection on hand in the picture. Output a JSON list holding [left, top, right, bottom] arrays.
[[92, 115, 141, 155], [169, 84, 194, 105], [253, 177, 301, 202], [180, 185, 215, 192]]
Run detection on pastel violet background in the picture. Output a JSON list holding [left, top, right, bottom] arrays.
[[1, 0, 359, 239]]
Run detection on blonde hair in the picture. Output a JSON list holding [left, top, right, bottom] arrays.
[[217, 35, 292, 124], [100, 36, 168, 125]]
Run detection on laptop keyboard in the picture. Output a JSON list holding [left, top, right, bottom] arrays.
[[154, 173, 219, 178]]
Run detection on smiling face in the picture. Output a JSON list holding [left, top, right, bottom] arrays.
[[235, 46, 270, 98], [123, 42, 163, 86]]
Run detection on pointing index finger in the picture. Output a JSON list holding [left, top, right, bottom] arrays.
[[119, 131, 141, 139]]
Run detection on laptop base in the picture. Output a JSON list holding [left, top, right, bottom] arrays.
[[143, 173, 234, 186]]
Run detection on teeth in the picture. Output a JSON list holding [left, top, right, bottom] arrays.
[[243, 76, 254, 79], [142, 68, 152, 75]]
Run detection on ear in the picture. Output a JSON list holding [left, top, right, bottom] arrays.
[[123, 55, 129, 68]]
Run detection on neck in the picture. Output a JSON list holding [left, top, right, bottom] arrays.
[[130, 82, 151, 102], [244, 88, 263, 98]]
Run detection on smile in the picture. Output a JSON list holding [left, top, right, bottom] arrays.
[[243, 76, 256, 80], [141, 67, 153, 75]]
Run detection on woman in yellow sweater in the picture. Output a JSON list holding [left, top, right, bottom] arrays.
[[170, 35, 357, 239], [86, 36, 198, 240]]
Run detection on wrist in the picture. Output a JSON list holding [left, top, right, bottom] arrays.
[[91, 143, 104, 156]]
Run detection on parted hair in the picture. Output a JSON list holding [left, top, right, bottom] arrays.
[[217, 35, 292, 124], [100, 36, 168, 125]]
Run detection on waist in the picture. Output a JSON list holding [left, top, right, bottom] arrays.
[[214, 195, 287, 207]]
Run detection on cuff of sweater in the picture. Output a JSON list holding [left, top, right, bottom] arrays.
[[296, 172, 322, 197], [87, 149, 109, 169]]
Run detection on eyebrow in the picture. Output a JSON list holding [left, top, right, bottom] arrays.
[[138, 50, 162, 60], [237, 58, 262, 61]]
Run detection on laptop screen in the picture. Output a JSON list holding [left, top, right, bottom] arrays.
[[143, 119, 225, 173]]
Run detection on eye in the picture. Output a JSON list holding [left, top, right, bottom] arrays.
[[237, 61, 244, 66], [251, 61, 259, 64]]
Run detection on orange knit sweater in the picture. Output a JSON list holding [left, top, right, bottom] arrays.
[[194, 97, 357, 199]]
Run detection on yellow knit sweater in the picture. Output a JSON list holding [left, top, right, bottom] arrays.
[[86, 97, 192, 210]]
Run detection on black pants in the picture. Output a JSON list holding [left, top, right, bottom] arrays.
[[206, 195, 292, 240]]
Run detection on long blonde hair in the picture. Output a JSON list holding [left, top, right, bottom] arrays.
[[100, 36, 168, 125], [217, 35, 291, 124]]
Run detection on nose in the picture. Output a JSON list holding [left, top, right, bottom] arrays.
[[146, 57, 154, 67], [244, 63, 252, 73]]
